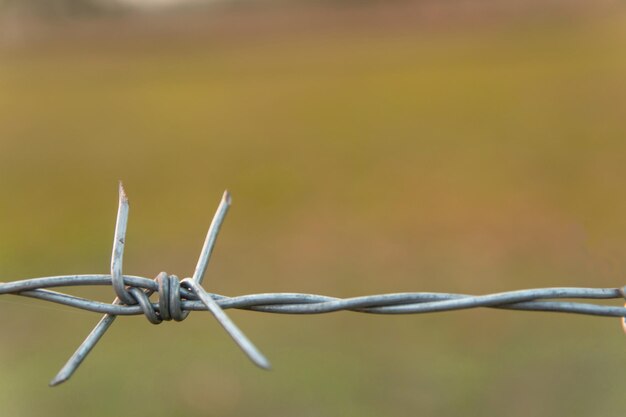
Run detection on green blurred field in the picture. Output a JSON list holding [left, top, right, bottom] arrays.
[[1, 6, 626, 416]]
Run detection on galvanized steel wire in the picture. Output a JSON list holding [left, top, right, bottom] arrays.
[[3, 275, 626, 317], [2, 184, 625, 386]]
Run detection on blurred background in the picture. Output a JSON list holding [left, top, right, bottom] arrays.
[[1, 0, 626, 415]]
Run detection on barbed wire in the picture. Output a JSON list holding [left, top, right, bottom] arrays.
[[1, 183, 625, 387]]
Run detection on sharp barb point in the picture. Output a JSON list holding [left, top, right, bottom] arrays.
[[118, 181, 128, 203], [223, 190, 232, 206], [49, 373, 69, 387], [192, 192, 231, 286], [184, 279, 271, 371]]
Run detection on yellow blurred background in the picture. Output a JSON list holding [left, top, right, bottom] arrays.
[[1, 1, 626, 415]]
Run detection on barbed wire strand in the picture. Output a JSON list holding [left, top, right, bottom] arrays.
[[1, 183, 625, 387]]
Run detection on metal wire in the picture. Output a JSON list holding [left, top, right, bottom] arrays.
[[1, 184, 625, 386], [3, 276, 626, 316]]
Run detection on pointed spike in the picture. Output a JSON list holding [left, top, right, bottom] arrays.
[[118, 181, 128, 204], [183, 278, 271, 370], [50, 305, 119, 386], [222, 190, 232, 206], [192, 191, 231, 286], [111, 182, 133, 305], [49, 375, 67, 387]]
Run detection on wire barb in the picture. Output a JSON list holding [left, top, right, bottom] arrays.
[[47, 185, 268, 386], [1, 184, 625, 386], [111, 182, 132, 305]]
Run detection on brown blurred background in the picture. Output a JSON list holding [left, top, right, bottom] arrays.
[[1, 1, 626, 416]]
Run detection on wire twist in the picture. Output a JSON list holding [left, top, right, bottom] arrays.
[[1, 184, 625, 386]]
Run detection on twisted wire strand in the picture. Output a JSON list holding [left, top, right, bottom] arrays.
[[2, 274, 625, 317]]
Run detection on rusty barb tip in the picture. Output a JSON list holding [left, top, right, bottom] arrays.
[[118, 181, 128, 204]]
